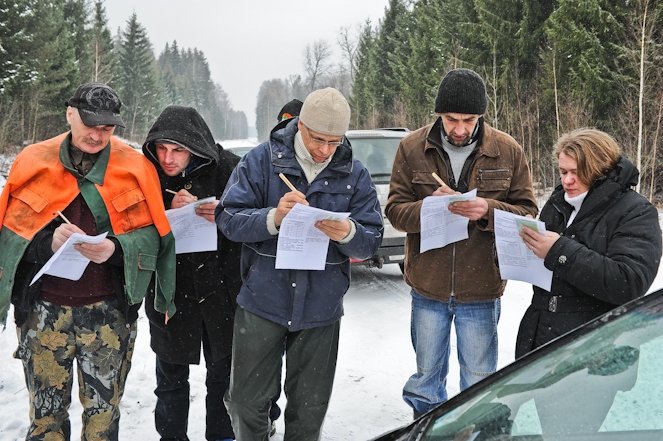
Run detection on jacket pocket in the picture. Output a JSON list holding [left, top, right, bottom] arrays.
[[411, 170, 439, 198], [11, 186, 48, 213], [412, 170, 439, 185], [137, 252, 157, 271], [111, 187, 152, 231], [309, 179, 356, 212], [477, 168, 511, 198]]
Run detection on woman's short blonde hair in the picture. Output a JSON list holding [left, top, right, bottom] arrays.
[[554, 128, 621, 187]]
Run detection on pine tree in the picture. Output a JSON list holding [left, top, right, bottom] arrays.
[[390, 0, 447, 128], [158, 42, 180, 103], [0, 0, 33, 95], [23, 1, 79, 141], [350, 20, 378, 128], [545, 0, 630, 118], [117, 13, 162, 141], [89, 0, 119, 84], [371, 0, 410, 127], [64, 0, 92, 83], [0, 0, 35, 146]]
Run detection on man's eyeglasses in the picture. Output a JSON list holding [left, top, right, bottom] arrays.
[[304, 126, 343, 148], [309, 137, 343, 148]]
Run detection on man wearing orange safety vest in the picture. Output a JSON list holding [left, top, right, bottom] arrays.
[[0, 82, 175, 441]]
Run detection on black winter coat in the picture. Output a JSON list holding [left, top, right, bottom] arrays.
[[142, 105, 242, 364], [516, 156, 661, 358]]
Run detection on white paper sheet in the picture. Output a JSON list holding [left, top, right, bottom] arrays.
[[420, 189, 477, 252], [275, 203, 351, 270], [166, 196, 218, 254], [30, 232, 109, 285], [494, 209, 553, 291]]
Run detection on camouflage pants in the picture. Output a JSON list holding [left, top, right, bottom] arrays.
[[14, 298, 137, 441]]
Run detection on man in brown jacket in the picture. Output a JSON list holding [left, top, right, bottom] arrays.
[[385, 68, 537, 417]]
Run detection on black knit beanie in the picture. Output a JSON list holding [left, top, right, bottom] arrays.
[[435, 68, 487, 115]]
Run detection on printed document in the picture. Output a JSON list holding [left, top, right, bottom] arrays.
[[494, 209, 553, 291], [420, 189, 477, 252], [30, 232, 109, 285], [275, 203, 351, 270], [166, 196, 218, 254]]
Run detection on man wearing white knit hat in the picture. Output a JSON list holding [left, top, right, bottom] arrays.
[[217, 87, 383, 441]]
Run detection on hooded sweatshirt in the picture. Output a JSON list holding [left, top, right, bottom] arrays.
[[140, 105, 242, 363]]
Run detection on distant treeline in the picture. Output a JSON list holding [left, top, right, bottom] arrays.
[[0, 0, 247, 149], [350, 0, 662, 199], [255, 0, 662, 201]]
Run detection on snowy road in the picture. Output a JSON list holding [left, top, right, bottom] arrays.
[[0, 263, 532, 441], [2, 249, 661, 440]]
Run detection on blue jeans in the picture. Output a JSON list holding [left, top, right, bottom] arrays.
[[403, 290, 501, 415]]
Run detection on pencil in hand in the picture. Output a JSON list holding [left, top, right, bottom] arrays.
[[431, 173, 447, 188], [279, 173, 298, 193], [56, 210, 72, 224], [165, 189, 178, 195]]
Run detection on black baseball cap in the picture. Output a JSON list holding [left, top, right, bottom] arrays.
[[65, 82, 125, 127], [277, 99, 303, 122]]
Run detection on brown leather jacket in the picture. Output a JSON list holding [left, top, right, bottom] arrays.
[[385, 118, 538, 302]]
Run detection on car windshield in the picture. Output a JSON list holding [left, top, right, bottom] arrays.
[[419, 293, 663, 441], [349, 136, 401, 184]]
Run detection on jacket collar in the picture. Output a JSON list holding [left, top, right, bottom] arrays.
[[59, 133, 110, 185], [424, 117, 499, 158]]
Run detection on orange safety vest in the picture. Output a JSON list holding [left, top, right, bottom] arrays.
[[0, 133, 171, 239]]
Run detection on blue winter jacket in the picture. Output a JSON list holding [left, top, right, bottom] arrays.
[[218, 118, 383, 330]]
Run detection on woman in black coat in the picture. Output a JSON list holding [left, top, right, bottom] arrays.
[[142, 105, 242, 441], [515, 128, 662, 433]]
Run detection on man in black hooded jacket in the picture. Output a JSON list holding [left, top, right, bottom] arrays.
[[142, 105, 241, 441]]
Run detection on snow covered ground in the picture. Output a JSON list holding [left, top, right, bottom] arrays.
[[0, 265, 521, 440], [1, 256, 662, 440]]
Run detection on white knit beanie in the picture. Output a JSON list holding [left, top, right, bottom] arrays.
[[299, 88, 351, 136]]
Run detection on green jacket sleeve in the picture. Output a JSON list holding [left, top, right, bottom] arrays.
[[114, 226, 176, 318], [154, 231, 177, 319]]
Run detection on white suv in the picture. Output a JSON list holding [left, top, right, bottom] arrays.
[[346, 129, 408, 270]]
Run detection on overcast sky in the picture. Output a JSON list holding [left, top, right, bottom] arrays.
[[105, 0, 391, 131]]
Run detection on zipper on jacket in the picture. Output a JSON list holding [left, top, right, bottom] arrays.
[[551, 199, 571, 229], [451, 244, 456, 297], [287, 276, 295, 328], [435, 148, 457, 189]]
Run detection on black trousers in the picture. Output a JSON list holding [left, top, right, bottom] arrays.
[[269, 345, 285, 422], [225, 307, 340, 441], [154, 352, 233, 440]]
